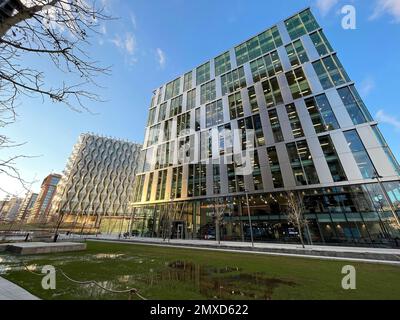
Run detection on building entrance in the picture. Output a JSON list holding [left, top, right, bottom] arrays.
[[171, 221, 185, 239]]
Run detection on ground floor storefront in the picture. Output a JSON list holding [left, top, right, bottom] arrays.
[[130, 182, 400, 248]]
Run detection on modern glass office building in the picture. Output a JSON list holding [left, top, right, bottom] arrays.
[[132, 8, 400, 247]]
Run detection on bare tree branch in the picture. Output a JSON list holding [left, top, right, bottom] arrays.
[[0, 0, 114, 195]]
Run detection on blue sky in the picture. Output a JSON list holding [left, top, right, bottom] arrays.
[[1, 0, 400, 197]]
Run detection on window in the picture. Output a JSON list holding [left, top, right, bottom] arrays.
[[147, 124, 160, 147], [267, 147, 284, 188], [158, 102, 167, 123], [156, 169, 168, 200], [286, 140, 320, 186], [157, 88, 162, 105], [221, 67, 246, 96], [285, 40, 309, 67], [196, 62, 210, 86], [214, 51, 231, 76], [384, 181, 400, 210], [268, 109, 284, 143], [150, 95, 156, 109], [177, 111, 191, 137], [155, 142, 174, 170], [163, 119, 173, 142], [142, 147, 155, 172], [310, 30, 333, 56], [252, 114, 265, 147], [200, 80, 216, 105], [165, 78, 180, 101], [228, 92, 244, 120], [285, 9, 320, 40], [237, 114, 265, 149], [186, 88, 196, 110], [195, 108, 201, 131], [178, 135, 194, 165], [319, 135, 347, 182], [235, 26, 282, 66], [183, 71, 192, 91], [147, 107, 156, 126], [146, 173, 154, 201], [206, 99, 223, 128], [372, 125, 400, 175], [250, 50, 282, 83], [344, 130, 376, 179], [133, 175, 145, 202], [286, 103, 304, 138], [218, 123, 232, 155], [188, 164, 207, 197], [238, 114, 265, 150], [338, 85, 373, 125], [312, 54, 350, 89], [227, 164, 237, 193], [305, 94, 339, 133], [213, 165, 221, 194], [227, 160, 246, 193], [171, 167, 183, 199], [248, 86, 259, 113], [252, 151, 263, 191], [201, 130, 212, 159], [285, 67, 312, 99], [262, 77, 283, 108], [169, 95, 183, 117]]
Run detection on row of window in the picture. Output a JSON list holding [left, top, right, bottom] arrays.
[[149, 49, 350, 128], [136, 127, 400, 203], [146, 83, 369, 149], [152, 9, 327, 109], [146, 117, 397, 182], [135, 127, 395, 203]]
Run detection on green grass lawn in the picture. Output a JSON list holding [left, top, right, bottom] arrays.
[[1, 240, 400, 300]]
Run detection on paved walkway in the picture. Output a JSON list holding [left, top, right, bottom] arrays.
[[0, 276, 39, 300], [81, 235, 400, 265]]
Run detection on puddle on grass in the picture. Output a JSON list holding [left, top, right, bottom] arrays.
[[161, 260, 296, 300], [0, 253, 296, 300], [74, 260, 296, 300]]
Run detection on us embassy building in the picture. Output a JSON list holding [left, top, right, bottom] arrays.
[[131, 8, 400, 247]]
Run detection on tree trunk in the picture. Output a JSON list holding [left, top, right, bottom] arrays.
[[216, 219, 220, 245], [296, 215, 305, 248]]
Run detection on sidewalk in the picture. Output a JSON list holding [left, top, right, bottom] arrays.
[[84, 235, 400, 265], [0, 276, 39, 300]]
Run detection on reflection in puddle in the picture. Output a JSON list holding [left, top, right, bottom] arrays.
[[74, 260, 296, 300], [161, 260, 296, 300], [0, 253, 297, 300], [94, 253, 125, 259]]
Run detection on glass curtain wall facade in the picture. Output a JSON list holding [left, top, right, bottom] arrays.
[[132, 8, 400, 247]]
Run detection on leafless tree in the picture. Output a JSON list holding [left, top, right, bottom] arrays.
[[286, 191, 307, 248], [213, 199, 227, 245], [0, 0, 112, 195]]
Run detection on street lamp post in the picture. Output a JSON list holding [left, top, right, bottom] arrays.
[[245, 192, 254, 248], [373, 172, 400, 228]]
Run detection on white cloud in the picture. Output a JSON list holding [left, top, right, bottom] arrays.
[[156, 48, 166, 68], [376, 110, 400, 131], [370, 0, 400, 23], [359, 77, 375, 97], [99, 24, 107, 35], [130, 13, 137, 29], [111, 33, 136, 56], [316, 0, 339, 16], [125, 33, 136, 55]]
